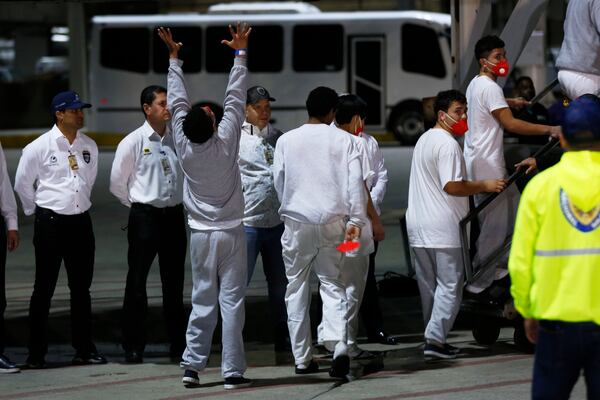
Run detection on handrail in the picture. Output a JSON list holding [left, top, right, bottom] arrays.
[[460, 138, 560, 283]]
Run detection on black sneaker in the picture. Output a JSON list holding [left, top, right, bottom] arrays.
[[444, 343, 460, 355], [0, 354, 19, 373], [329, 354, 350, 378], [424, 343, 456, 360], [182, 369, 200, 387], [72, 352, 107, 365], [25, 357, 46, 369], [223, 376, 252, 390], [295, 360, 319, 374], [124, 351, 143, 364]]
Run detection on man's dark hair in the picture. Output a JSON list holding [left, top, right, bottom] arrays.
[[335, 94, 367, 125], [474, 35, 505, 60], [306, 86, 338, 118], [434, 90, 467, 114], [182, 105, 215, 144], [140, 85, 167, 117]]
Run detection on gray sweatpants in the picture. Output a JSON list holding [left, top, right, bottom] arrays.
[[411, 247, 464, 345], [282, 218, 348, 365], [181, 225, 247, 378]]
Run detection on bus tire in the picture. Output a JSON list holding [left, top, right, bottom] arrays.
[[388, 102, 424, 145], [513, 324, 535, 354], [472, 318, 501, 346]]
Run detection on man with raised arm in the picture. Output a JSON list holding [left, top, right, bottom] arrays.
[[157, 24, 252, 390]]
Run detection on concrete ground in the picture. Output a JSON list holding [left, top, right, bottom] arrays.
[[0, 147, 589, 399]]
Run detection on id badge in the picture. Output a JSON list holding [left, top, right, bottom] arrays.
[[160, 157, 172, 176], [68, 154, 79, 170]]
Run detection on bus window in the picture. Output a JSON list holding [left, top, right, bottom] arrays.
[[401, 23, 446, 78], [101, 28, 149, 73], [153, 27, 202, 73], [206, 26, 234, 72], [248, 25, 283, 72], [293, 25, 343, 72]]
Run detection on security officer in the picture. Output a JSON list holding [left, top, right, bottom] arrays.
[[509, 94, 600, 400], [110, 85, 187, 364], [14, 91, 106, 368], [0, 142, 19, 373]]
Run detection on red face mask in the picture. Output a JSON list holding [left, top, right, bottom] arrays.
[[486, 59, 510, 77], [444, 113, 469, 136], [354, 120, 364, 136]]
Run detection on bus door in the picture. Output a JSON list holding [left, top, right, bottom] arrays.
[[349, 36, 386, 132]]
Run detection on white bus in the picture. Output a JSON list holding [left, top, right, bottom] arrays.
[[89, 7, 451, 143]]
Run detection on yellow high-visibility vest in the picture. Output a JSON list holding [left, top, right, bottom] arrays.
[[509, 150, 600, 324]]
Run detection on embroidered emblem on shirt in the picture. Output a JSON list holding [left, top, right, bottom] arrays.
[[83, 150, 91, 164], [559, 188, 600, 233], [143, 148, 152, 155]]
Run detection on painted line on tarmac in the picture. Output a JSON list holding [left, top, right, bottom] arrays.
[[366, 378, 532, 399]]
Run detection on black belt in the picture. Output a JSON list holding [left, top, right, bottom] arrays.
[[131, 203, 183, 213], [35, 206, 88, 219]]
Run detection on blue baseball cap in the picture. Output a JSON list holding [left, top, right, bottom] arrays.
[[51, 91, 92, 112], [562, 94, 600, 144]]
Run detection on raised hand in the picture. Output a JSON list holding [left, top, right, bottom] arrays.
[[157, 27, 182, 59], [220, 22, 252, 51]]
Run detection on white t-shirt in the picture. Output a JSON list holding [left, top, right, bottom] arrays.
[[273, 123, 366, 227], [406, 128, 469, 248], [464, 75, 509, 180]]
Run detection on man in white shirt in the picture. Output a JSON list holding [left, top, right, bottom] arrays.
[[406, 89, 507, 360], [0, 142, 19, 374], [464, 35, 561, 294], [110, 85, 186, 364], [273, 86, 366, 378], [14, 91, 106, 368], [158, 24, 253, 389], [320, 94, 380, 360], [238, 86, 290, 361]]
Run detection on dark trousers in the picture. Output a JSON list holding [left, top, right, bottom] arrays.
[[532, 320, 600, 400], [122, 203, 187, 355], [245, 224, 290, 350], [28, 207, 96, 360], [0, 219, 7, 354], [359, 241, 385, 336]]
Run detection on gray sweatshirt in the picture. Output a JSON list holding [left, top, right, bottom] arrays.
[[556, 0, 600, 75], [167, 57, 248, 228]]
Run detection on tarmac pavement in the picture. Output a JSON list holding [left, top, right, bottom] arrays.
[[0, 147, 589, 399]]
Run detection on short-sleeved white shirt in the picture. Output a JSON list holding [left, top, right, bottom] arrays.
[[406, 128, 469, 248], [464, 75, 509, 180]]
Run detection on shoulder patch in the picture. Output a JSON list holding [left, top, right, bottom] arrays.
[[559, 188, 600, 233]]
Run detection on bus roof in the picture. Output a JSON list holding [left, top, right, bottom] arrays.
[[92, 10, 450, 27]]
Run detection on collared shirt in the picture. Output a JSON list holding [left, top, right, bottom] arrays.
[[0, 142, 18, 230], [238, 120, 282, 228], [14, 124, 98, 216], [360, 132, 388, 216], [110, 121, 182, 208]]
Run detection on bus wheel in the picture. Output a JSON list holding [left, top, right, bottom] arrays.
[[389, 103, 424, 145], [472, 318, 501, 346], [514, 324, 535, 354]]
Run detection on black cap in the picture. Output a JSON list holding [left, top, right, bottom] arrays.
[[247, 86, 275, 104]]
